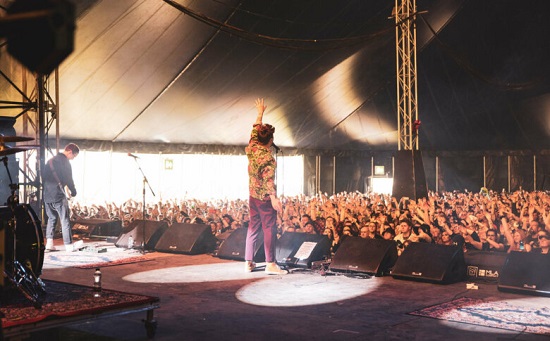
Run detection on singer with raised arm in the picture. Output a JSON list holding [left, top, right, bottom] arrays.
[[244, 98, 287, 275], [43, 143, 83, 252]]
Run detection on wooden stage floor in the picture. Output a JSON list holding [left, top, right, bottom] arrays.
[[5, 249, 549, 341]]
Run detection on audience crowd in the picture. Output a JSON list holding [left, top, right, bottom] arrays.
[[70, 189, 550, 256]]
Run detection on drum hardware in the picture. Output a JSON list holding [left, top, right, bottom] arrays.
[[0, 136, 34, 143], [0, 135, 35, 156], [0, 138, 45, 309]]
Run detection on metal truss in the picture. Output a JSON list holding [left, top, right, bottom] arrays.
[[0, 53, 60, 218], [394, 0, 419, 151]]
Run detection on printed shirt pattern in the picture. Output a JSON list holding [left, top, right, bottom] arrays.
[[245, 125, 276, 200]]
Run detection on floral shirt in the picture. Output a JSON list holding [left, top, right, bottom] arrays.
[[245, 125, 276, 200]]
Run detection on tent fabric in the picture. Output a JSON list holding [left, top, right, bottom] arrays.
[[26, 0, 546, 154]]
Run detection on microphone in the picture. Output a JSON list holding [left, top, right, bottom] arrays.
[[128, 153, 139, 159], [272, 143, 280, 152]]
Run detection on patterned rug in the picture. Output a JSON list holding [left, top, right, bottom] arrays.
[[43, 243, 154, 269], [1, 279, 159, 329], [409, 297, 550, 335]]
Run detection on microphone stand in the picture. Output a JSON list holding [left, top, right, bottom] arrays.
[[131, 157, 155, 254]]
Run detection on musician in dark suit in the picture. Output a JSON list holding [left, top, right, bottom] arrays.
[[43, 143, 80, 252]]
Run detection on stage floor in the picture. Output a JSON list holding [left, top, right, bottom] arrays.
[[14, 246, 550, 341]]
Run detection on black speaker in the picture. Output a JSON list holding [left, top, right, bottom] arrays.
[[391, 243, 466, 284], [6, 0, 75, 74], [465, 250, 507, 283], [329, 237, 398, 276], [276, 232, 331, 269], [498, 252, 550, 297], [154, 223, 216, 255], [392, 150, 428, 200], [115, 220, 168, 250], [216, 228, 265, 262], [71, 219, 122, 238]]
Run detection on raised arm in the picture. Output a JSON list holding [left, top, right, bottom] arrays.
[[254, 98, 267, 126], [500, 217, 514, 247]]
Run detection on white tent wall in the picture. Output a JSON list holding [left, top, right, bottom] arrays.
[[29, 151, 304, 205]]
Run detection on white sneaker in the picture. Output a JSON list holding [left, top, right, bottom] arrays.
[[73, 240, 84, 250], [65, 240, 84, 252], [45, 238, 56, 251], [265, 262, 288, 275]]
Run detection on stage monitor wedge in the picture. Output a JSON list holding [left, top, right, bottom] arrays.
[[276, 232, 331, 269], [115, 220, 168, 250], [216, 228, 265, 262], [155, 223, 216, 255], [329, 237, 397, 276], [497, 251, 550, 297], [71, 219, 122, 239], [391, 243, 466, 284]]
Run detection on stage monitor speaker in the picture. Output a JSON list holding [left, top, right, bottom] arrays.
[[276, 232, 331, 269], [329, 237, 397, 276], [115, 220, 168, 250], [216, 228, 265, 262], [391, 243, 466, 284], [71, 219, 122, 238], [154, 223, 216, 255], [465, 250, 507, 283], [497, 252, 550, 297]]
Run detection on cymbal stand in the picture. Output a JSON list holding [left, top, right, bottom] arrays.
[[1, 156, 45, 308]]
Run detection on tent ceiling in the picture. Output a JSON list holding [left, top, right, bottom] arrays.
[[16, 0, 550, 151]]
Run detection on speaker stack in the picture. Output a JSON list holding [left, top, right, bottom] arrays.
[[392, 150, 428, 200]]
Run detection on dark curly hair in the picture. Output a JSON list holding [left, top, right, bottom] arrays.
[[257, 124, 275, 145]]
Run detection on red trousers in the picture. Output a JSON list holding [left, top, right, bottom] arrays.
[[246, 196, 277, 262]]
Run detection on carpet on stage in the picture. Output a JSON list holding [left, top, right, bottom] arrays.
[[409, 297, 550, 336], [0, 280, 159, 329], [43, 242, 155, 269]]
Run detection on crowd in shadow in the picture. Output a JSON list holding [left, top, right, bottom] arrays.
[[70, 189, 550, 256]]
